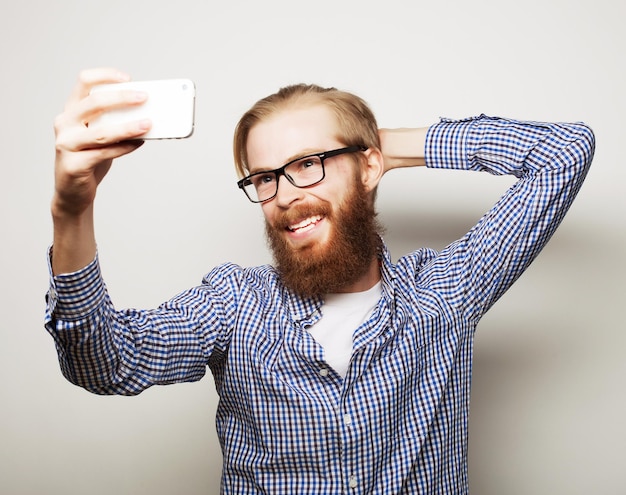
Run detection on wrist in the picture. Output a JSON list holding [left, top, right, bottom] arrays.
[[51, 201, 97, 275], [379, 127, 428, 170]]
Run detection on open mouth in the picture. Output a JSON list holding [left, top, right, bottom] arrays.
[[287, 215, 324, 233]]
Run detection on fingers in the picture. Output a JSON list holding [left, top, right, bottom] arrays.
[[55, 106, 151, 152], [56, 68, 152, 153], [77, 140, 146, 174], [79, 89, 150, 142], [53, 69, 149, 218], [78, 87, 147, 124], [66, 67, 131, 109]]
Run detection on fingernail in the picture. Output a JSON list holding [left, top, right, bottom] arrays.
[[134, 91, 148, 101], [117, 72, 131, 82], [139, 119, 152, 130]]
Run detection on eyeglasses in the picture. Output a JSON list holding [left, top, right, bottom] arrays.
[[237, 145, 367, 203]]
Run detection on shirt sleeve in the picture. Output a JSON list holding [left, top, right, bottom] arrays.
[[420, 114, 595, 322], [44, 247, 236, 395]]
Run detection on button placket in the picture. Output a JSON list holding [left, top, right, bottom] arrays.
[[348, 475, 358, 489]]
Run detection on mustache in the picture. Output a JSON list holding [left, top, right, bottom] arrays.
[[270, 202, 332, 230]]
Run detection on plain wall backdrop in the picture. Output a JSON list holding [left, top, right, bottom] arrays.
[[1, 0, 624, 493]]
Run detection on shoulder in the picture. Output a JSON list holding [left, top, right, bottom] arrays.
[[202, 261, 277, 286], [200, 262, 283, 302]]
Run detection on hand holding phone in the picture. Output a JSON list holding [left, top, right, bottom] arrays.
[[89, 79, 196, 139]]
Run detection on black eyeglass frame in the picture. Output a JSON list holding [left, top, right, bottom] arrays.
[[237, 145, 367, 203]]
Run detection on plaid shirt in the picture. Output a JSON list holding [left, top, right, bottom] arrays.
[[45, 115, 594, 494]]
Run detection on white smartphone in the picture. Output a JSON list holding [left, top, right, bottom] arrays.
[[89, 79, 196, 139]]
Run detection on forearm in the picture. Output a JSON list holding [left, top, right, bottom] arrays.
[[50, 68, 150, 274], [425, 115, 595, 178], [421, 114, 595, 319], [45, 257, 212, 395], [51, 201, 97, 275], [379, 127, 428, 171]]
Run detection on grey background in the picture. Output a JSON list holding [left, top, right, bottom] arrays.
[[1, 0, 624, 493]]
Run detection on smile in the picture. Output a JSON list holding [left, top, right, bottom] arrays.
[[287, 215, 323, 233]]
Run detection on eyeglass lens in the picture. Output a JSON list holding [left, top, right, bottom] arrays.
[[244, 155, 324, 202]]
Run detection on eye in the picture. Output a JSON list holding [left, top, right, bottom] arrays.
[[252, 172, 276, 187], [295, 156, 322, 171]]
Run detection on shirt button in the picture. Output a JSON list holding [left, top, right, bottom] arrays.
[[320, 368, 329, 377], [349, 475, 358, 488], [343, 414, 352, 426]]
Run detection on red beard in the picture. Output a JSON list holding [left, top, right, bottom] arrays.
[[265, 180, 382, 297]]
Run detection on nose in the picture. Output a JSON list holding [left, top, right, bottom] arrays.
[[274, 173, 303, 207]]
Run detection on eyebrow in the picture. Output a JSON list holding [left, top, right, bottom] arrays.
[[248, 148, 322, 175]]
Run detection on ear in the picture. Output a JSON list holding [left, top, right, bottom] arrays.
[[360, 147, 385, 193]]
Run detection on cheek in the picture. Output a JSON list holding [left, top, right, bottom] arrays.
[[261, 204, 276, 224], [331, 163, 361, 197]]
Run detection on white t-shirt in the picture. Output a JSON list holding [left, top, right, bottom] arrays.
[[307, 281, 382, 378]]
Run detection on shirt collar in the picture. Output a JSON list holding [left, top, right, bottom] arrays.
[[284, 238, 396, 323]]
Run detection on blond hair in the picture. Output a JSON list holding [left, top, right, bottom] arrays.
[[233, 84, 380, 178]]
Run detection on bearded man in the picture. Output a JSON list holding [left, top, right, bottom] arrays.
[[46, 68, 595, 494]]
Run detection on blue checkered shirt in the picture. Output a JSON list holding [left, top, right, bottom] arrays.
[[45, 115, 595, 494]]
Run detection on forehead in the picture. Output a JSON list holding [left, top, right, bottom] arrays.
[[246, 104, 341, 171]]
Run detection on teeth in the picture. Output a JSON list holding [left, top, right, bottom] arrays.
[[289, 215, 322, 231]]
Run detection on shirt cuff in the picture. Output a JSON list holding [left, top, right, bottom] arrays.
[[45, 246, 106, 320], [425, 115, 486, 171]]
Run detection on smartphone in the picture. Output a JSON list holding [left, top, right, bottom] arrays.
[[89, 79, 196, 139]]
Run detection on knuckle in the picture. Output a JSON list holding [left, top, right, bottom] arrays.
[[53, 114, 64, 134], [77, 69, 91, 84], [53, 116, 75, 144], [54, 137, 71, 155]]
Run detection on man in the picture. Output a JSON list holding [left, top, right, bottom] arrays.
[[46, 68, 595, 494]]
